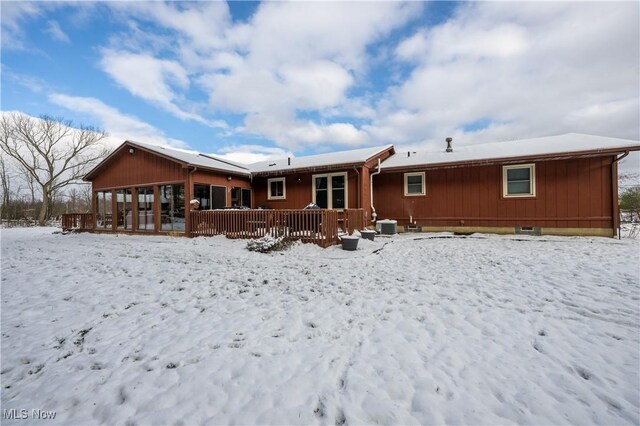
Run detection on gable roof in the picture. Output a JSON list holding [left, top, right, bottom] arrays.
[[248, 144, 395, 175], [85, 140, 250, 180], [381, 133, 640, 171]]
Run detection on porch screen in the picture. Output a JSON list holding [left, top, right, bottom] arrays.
[[160, 184, 185, 231], [137, 186, 154, 231], [95, 191, 112, 229], [116, 189, 133, 230]]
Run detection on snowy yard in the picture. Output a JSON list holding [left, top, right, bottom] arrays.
[[1, 228, 639, 425]]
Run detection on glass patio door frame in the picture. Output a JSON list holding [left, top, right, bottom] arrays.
[[311, 172, 348, 210]]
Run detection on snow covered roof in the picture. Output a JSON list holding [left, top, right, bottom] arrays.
[[248, 144, 394, 174], [128, 141, 250, 175], [381, 133, 640, 170], [85, 140, 251, 180]]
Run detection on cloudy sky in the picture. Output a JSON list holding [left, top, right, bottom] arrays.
[[2, 1, 638, 169]]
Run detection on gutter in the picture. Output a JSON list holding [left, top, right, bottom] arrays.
[[370, 159, 381, 222]]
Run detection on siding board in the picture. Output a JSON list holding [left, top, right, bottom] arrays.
[[374, 158, 613, 229]]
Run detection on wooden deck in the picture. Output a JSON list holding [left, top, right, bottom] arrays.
[[61, 213, 94, 231], [63, 209, 366, 247]]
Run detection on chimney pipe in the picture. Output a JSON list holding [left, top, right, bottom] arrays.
[[446, 137, 453, 152]]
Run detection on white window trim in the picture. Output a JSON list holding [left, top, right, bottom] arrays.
[[311, 172, 348, 210], [503, 164, 536, 198], [267, 177, 286, 200], [404, 172, 426, 196]]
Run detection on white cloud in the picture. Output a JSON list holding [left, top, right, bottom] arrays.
[[99, 49, 226, 129], [45, 20, 69, 43], [48, 93, 189, 150], [1, 2, 42, 49], [101, 1, 422, 151], [367, 1, 639, 148]]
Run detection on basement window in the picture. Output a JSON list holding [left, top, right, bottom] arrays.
[[404, 172, 425, 196], [503, 164, 536, 197], [268, 177, 286, 200]]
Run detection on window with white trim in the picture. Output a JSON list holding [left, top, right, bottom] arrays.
[[268, 177, 286, 200], [503, 164, 536, 197], [312, 172, 347, 209], [404, 172, 425, 196]]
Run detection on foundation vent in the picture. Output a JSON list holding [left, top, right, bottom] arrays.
[[515, 226, 541, 236]]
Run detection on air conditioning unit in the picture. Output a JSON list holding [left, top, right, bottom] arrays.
[[376, 219, 397, 235]]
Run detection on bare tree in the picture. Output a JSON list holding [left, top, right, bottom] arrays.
[[0, 155, 11, 220], [0, 113, 108, 225]]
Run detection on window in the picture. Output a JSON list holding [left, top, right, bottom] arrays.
[[116, 189, 133, 230], [312, 172, 347, 209], [95, 191, 112, 229], [193, 184, 210, 210], [404, 172, 425, 196], [231, 187, 252, 208], [503, 164, 536, 197], [268, 178, 286, 200], [137, 186, 155, 231], [160, 184, 185, 231]]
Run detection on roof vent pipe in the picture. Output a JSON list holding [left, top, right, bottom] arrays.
[[288, 157, 291, 166], [407, 151, 410, 157], [446, 137, 453, 152]]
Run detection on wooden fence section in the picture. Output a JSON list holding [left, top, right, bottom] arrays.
[[62, 213, 94, 231], [191, 209, 341, 247], [342, 209, 365, 235]]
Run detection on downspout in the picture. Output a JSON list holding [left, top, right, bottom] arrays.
[[370, 159, 381, 222], [612, 151, 629, 239]]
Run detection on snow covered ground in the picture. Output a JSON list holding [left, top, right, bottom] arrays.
[[1, 227, 639, 425]]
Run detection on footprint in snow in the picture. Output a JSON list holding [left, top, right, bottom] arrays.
[[575, 366, 592, 380]]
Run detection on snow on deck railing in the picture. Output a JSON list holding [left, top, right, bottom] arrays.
[[190, 209, 356, 247]]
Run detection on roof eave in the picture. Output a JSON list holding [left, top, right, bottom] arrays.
[[251, 161, 366, 177], [380, 147, 639, 172]]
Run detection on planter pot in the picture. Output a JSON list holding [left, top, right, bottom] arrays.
[[360, 230, 376, 241], [341, 236, 359, 251]]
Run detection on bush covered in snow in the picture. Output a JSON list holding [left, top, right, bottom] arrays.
[[246, 235, 293, 253]]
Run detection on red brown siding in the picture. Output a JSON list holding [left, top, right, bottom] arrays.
[[374, 157, 614, 229], [92, 148, 188, 190], [253, 169, 360, 210]]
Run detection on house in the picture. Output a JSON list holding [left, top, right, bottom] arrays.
[[84, 140, 253, 235], [250, 144, 395, 221], [81, 133, 639, 238], [376, 134, 639, 236]]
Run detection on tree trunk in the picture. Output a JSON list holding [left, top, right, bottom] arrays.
[[38, 186, 50, 225]]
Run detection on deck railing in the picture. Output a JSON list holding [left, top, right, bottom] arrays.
[[343, 209, 366, 235], [191, 209, 343, 247], [62, 213, 94, 231]]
